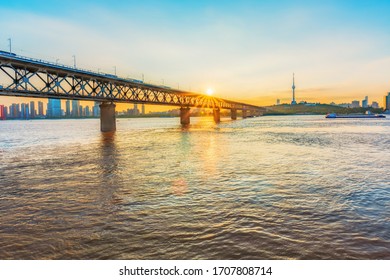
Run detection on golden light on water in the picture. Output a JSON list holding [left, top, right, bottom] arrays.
[[171, 179, 188, 196]]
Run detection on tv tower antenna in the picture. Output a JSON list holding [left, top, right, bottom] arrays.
[[291, 73, 297, 105]]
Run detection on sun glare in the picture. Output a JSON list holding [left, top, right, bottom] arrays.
[[206, 88, 214, 96]]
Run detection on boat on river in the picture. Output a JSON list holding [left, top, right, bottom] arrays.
[[326, 111, 386, 119]]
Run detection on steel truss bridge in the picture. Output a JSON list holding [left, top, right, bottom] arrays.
[[0, 51, 265, 131]]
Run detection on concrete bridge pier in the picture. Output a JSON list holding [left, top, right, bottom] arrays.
[[242, 109, 247, 119], [231, 109, 237, 120], [100, 102, 116, 132], [213, 108, 221, 123], [180, 107, 191, 125]]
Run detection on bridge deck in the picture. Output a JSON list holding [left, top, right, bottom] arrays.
[[0, 51, 264, 112]]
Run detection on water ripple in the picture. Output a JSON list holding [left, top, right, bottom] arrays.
[[1, 116, 390, 259]]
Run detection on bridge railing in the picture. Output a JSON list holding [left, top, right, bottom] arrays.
[[0, 52, 265, 111], [0, 51, 148, 86]]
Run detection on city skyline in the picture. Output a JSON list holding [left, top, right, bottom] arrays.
[[0, 99, 99, 119], [1, 1, 390, 108], [0, 99, 156, 120], [1, 91, 387, 121]]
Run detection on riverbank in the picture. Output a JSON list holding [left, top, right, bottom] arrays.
[[264, 104, 384, 115]]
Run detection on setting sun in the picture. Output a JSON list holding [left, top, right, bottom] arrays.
[[206, 88, 214, 96]]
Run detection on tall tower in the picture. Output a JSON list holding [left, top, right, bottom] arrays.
[[291, 73, 297, 105], [385, 92, 390, 111]]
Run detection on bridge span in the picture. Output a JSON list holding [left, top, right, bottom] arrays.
[[0, 51, 265, 131]]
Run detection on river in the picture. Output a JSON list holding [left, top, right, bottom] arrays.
[[0, 115, 389, 259]]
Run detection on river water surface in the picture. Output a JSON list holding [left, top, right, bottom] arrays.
[[0, 115, 389, 259]]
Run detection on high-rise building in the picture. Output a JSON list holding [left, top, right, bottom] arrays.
[[276, 99, 280, 105], [291, 73, 297, 105], [371, 101, 379, 109], [8, 104, 12, 118], [22, 103, 29, 119], [93, 101, 100, 117], [38, 101, 44, 117], [384, 92, 390, 111], [25, 103, 30, 119], [351, 100, 360, 108], [46, 102, 50, 117], [85, 106, 90, 117], [21, 103, 30, 119], [2, 106, 7, 119], [54, 100, 61, 117], [30, 101, 36, 118], [362, 96, 368, 108], [11, 103, 21, 118], [21, 103, 26, 119], [133, 103, 139, 115], [0, 105, 5, 120], [47, 99, 62, 118], [10, 104, 14, 118], [72, 100, 80, 117], [66, 100, 71, 116], [16, 104, 21, 118], [79, 105, 83, 117]]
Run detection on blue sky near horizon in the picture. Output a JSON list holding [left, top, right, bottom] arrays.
[[1, 0, 390, 107]]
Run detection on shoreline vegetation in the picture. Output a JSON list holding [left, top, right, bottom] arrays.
[[263, 104, 384, 116]]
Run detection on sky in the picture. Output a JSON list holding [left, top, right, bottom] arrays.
[[1, 0, 390, 110]]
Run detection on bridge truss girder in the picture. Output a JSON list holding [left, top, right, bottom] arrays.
[[0, 58, 264, 113]]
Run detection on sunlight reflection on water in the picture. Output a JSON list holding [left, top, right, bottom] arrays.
[[0, 116, 389, 259]]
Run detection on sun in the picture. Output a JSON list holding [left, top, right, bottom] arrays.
[[206, 88, 214, 96]]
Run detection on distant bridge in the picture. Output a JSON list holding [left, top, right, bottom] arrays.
[[0, 51, 265, 131]]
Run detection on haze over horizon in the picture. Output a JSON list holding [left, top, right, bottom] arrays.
[[1, 0, 390, 110]]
